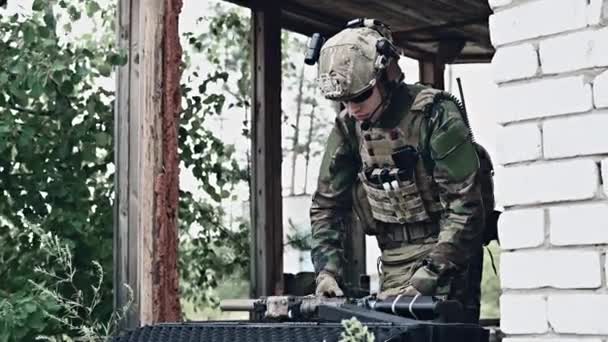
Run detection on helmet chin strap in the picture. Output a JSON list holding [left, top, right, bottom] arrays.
[[361, 82, 392, 129]]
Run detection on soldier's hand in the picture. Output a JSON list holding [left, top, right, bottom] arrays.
[[401, 285, 421, 296], [378, 284, 421, 300], [315, 271, 344, 297]]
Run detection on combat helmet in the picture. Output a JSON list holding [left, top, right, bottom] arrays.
[[313, 18, 403, 102]]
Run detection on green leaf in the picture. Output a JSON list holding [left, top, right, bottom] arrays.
[[82, 48, 94, 59], [68, 5, 81, 21], [98, 63, 112, 77], [85, 1, 101, 17], [59, 80, 75, 95], [63, 22, 73, 33], [37, 25, 50, 39], [32, 0, 45, 11], [52, 62, 67, 71], [23, 302, 37, 314], [0, 73, 9, 85], [23, 24, 36, 45], [30, 82, 44, 98], [107, 52, 123, 66], [43, 13, 56, 30], [94, 132, 111, 147]]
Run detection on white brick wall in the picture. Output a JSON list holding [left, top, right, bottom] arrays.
[[492, 44, 539, 83], [498, 209, 545, 249], [500, 294, 548, 334], [497, 122, 542, 164], [595, 71, 608, 109], [500, 250, 602, 289], [498, 159, 598, 206], [540, 27, 608, 74], [548, 295, 608, 334], [496, 76, 593, 124], [603, 158, 608, 195], [588, 0, 608, 26], [606, 255, 608, 284], [490, 0, 608, 339], [489, 0, 512, 11], [489, 0, 588, 46], [543, 112, 608, 158], [550, 203, 608, 245]]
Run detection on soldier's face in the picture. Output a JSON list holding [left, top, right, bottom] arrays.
[[343, 85, 383, 121]]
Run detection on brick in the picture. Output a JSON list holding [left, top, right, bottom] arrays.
[[489, 0, 588, 46], [588, 0, 608, 26], [496, 76, 592, 124], [497, 159, 598, 206], [501, 250, 601, 289], [548, 295, 608, 334], [595, 70, 608, 109], [550, 203, 608, 245], [602, 158, 608, 196], [500, 294, 548, 334], [498, 209, 545, 250], [540, 28, 608, 74], [544, 112, 608, 158], [488, 0, 512, 11], [492, 44, 538, 83], [496, 122, 541, 164]]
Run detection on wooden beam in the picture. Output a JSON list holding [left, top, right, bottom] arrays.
[[418, 39, 466, 90], [114, 0, 131, 328], [155, 0, 183, 323], [115, 0, 182, 328], [250, 0, 284, 298], [136, 0, 163, 325], [419, 58, 445, 90]]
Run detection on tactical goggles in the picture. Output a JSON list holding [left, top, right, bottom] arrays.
[[347, 87, 374, 104]]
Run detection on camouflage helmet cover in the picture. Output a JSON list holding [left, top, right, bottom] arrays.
[[317, 27, 387, 101]]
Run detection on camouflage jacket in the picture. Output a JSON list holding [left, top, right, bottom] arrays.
[[310, 83, 484, 291]]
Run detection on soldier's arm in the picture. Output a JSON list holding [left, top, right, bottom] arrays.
[[410, 99, 484, 295], [310, 117, 359, 280]]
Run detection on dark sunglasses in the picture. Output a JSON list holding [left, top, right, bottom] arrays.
[[347, 87, 374, 104]]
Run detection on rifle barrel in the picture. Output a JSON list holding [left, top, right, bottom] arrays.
[[220, 299, 256, 311]]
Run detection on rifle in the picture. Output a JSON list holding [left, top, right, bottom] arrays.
[[221, 294, 464, 323]]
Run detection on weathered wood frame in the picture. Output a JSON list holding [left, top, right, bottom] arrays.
[[115, 0, 159, 327], [114, 0, 181, 328], [249, 0, 284, 298]]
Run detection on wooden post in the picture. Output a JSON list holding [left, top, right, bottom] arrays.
[[419, 58, 445, 90], [250, 0, 284, 298], [418, 40, 466, 90], [115, 0, 182, 328]]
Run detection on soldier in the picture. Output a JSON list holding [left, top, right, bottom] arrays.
[[310, 19, 485, 323]]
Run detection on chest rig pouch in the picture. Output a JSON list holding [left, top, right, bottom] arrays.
[[353, 88, 444, 233]]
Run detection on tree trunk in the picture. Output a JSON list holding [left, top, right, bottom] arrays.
[[289, 64, 305, 195]]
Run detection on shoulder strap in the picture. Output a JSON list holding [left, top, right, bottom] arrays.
[[335, 109, 359, 153], [411, 88, 442, 112], [409, 88, 444, 174]]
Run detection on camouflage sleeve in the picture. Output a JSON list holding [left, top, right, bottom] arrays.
[[410, 99, 484, 294], [310, 117, 359, 279]]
